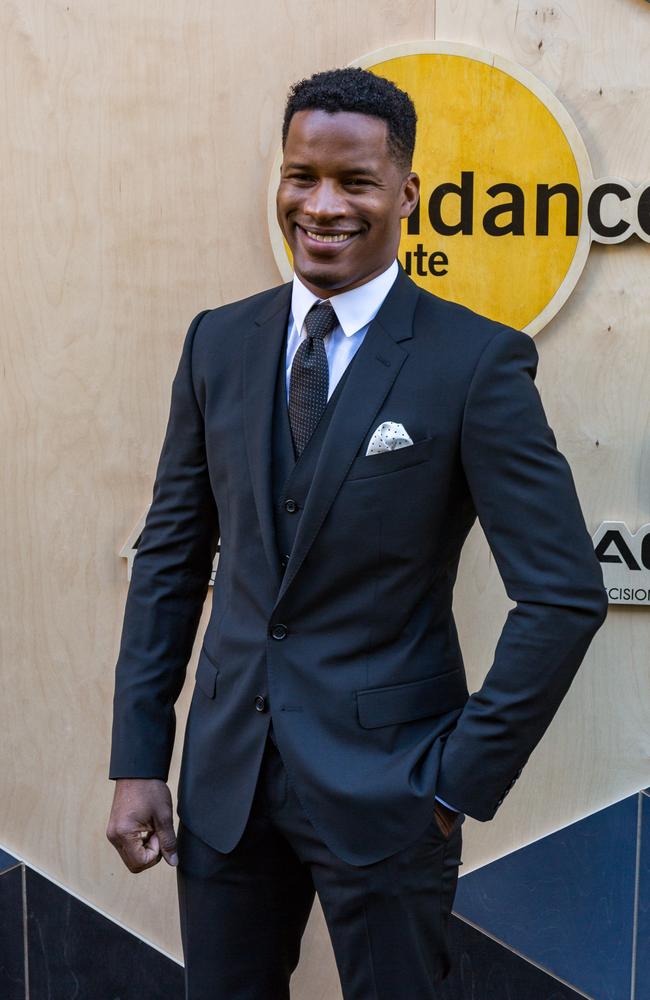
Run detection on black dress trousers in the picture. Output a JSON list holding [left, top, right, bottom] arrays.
[[176, 723, 464, 1000]]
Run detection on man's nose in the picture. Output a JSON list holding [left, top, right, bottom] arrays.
[[303, 181, 345, 219]]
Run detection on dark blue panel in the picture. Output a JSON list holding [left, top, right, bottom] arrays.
[[635, 793, 650, 1000], [440, 914, 587, 999], [0, 865, 25, 1000], [25, 868, 184, 999], [454, 795, 638, 1000], [0, 848, 19, 874]]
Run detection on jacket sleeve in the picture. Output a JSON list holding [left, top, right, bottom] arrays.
[[435, 325, 608, 820], [108, 309, 220, 781]]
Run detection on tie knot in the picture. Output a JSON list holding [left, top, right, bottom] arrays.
[[303, 300, 338, 341]]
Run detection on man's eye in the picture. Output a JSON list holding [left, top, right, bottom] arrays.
[[345, 178, 371, 187]]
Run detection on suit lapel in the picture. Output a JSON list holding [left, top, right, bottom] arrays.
[[243, 282, 292, 587], [274, 267, 420, 609]]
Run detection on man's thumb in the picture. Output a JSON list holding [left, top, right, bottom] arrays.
[[154, 816, 178, 866]]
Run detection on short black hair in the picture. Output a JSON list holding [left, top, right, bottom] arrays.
[[282, 67, 417, 171]]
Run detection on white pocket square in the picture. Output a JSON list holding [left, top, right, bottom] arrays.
[[365, 421, 414, 456]]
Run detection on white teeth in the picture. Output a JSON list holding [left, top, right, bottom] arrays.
[[305, 230, 354, 243]]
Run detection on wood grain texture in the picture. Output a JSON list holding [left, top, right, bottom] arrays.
[[439, 0, 650, 869], [0, 0, 647, 991]]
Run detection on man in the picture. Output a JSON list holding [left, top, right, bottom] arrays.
[[107, 68, 608, 998]]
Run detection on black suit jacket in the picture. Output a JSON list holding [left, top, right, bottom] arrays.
[[109, 267, 607, 866]]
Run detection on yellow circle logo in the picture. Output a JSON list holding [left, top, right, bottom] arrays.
[[268, 43, 596, 335]]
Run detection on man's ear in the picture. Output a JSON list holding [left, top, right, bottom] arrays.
[[400, 172, 420, 219]]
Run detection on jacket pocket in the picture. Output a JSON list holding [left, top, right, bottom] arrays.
[[195, 647, 219, 699], [355, 668, 468, 729]]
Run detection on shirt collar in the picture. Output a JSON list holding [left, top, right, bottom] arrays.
[[290, 259, 399, 339]]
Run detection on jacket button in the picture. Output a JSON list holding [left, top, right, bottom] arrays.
[[284, 499, 298, 513], [254, 695, 267, 712], [270, 623, 288, 640]]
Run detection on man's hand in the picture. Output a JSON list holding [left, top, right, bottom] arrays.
[[433, 799, 459, 839], [106, 779, 178, 873]]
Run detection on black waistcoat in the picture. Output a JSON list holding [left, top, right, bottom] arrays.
[[271, 330, 354, 576]]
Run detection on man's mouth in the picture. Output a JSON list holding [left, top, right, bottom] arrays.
[[297, 225, 361, 245]]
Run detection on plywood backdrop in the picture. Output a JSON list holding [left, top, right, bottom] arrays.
[[1, 0, 648, 989]]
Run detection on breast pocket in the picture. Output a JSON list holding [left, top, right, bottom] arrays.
[[346, 435, 437, 482]]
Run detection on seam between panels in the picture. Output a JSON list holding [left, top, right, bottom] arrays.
[[22, 864, 29, 1000], [630, 792, 643, 1000]]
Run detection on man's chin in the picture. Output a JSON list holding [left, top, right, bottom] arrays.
[[292, 262, 347, 294]]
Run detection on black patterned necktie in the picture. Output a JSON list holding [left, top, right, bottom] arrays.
[[288, 300, 338, 458]]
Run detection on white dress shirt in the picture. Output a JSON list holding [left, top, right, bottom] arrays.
[[285, 259, 399, 403], [284, 260, 460, 819]]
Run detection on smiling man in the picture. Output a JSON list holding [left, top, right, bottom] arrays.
[[107, 68, 607, 999], [278, 103, 418, 293]]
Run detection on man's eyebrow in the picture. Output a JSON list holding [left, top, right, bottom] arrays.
[[283, 161, 315, 170], [340, 167, 380, 178], [283, 161, 380, 177]]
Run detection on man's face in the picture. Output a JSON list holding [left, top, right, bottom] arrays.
[[277, 110, 419, 297]]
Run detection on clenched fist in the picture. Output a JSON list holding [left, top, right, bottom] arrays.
[[106, 779, 178, 874]]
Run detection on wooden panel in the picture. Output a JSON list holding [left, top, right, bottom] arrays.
[[436, 0, 650, 871], [0, 2, 648, 994], [0, 0, 434, 985]]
